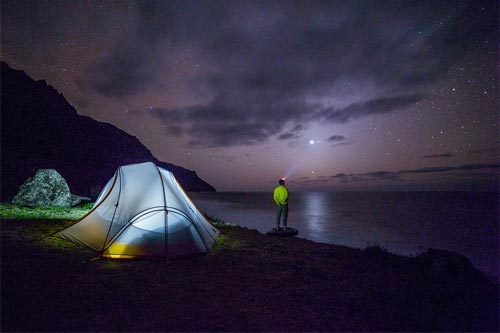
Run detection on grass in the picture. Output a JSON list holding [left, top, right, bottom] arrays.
[[1, 213, 498, 331], [202, 212, 233, 227], [0, 202, 92, 220]]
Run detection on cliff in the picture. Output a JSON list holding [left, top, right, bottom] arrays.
[[0, 62, 215, 200]]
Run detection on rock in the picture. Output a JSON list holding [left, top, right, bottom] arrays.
[[417, 248, 476, 278], [11, 169, 88, 207], [266, 227, 299, 237]]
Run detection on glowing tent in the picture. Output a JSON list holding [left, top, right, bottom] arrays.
[[56, 162, 219, 258]]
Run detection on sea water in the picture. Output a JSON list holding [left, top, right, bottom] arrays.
[[190, 191, 499, 281]]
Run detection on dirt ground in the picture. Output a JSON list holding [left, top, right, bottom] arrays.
[[1, 219, 498, 331]]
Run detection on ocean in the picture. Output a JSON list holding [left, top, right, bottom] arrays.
[[189, 191, 499, 281]]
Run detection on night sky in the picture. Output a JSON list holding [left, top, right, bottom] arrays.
[[2, 0, 498, 191]]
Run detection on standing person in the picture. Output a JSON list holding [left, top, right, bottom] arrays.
[[273, 178, 289, 229]]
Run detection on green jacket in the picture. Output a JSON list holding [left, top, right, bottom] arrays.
[[273, 185, 289, 205]]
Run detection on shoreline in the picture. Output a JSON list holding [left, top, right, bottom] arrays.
[[192, 191, 500, 283], [220, 220, 500, 284]]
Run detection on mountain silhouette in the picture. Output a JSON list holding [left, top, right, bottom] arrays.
[[1, 61, 215, 201]]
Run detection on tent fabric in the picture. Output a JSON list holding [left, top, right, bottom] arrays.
[[56, 162, 219, 258]]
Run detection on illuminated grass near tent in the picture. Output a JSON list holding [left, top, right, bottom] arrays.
[[0, 203, 92, 220]]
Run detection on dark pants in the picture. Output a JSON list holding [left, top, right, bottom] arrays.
[[276, 204, 288, 227]]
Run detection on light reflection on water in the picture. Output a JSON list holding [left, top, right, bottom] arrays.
[[189, 191, 499, 280], [301, 192, 328, 239]]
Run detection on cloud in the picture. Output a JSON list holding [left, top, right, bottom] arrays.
[[78, 1, 495, 145], [401, 163, 500, 175], [86, 46, 153, 98], [365, 171, 400, 180], [332, 141, 354, 147], [150, 103, 290, 147], [150, 95, 317, 147], [278, 124, 305, 141], [316, 94, 423, 124], [278, 132, 300, 141], [327, 135, 346, 142], [326, 135, 355, 148], [303, 163, 500, 184], [150, 93, 422, 147], [422, 153, 455, 159]]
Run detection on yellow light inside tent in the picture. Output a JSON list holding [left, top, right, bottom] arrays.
[[103, 254, 137, 259], [103, 242, 140, 259]]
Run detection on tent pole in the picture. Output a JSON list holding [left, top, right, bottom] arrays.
[[156, 166, 169, 263], [101, 168, 122, 253], [164, 209, 169, 265]]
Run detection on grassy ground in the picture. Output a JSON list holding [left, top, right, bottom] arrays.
[[1, 217, 498, 332], [0, 202, 92, 220]]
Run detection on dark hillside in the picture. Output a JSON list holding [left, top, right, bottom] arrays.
[[1, 62, 215, 200], [1, 219, 498, 332]]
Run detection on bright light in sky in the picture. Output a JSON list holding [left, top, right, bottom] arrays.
[[309, 140, 315, 145]]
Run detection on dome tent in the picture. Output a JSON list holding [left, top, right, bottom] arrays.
[[56, 162, 219, 258]]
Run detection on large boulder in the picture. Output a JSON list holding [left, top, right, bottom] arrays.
[[416, 248, 481, 281], [11, 169, 88, 207]]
